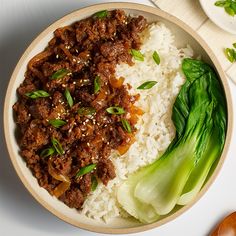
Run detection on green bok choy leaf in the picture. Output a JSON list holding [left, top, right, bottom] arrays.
[[117, 58, 227, 223]]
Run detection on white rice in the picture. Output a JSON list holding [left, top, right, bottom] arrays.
[[81, 22, 193, 222]]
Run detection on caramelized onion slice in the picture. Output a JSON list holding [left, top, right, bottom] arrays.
[[53, 181, 71, 198], [117, 133, 136, 155], [48, 157, 71, 197], [110, 77, 124, 88]]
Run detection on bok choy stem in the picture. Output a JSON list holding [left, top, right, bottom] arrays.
[[117, 58, 227, 223]]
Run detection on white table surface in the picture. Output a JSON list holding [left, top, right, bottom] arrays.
[[0, 0, 236, 236]]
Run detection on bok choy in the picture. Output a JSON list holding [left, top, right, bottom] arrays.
[[117, 58, 227, 223]]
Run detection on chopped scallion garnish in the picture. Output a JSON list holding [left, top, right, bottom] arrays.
[[130, 49, 144, 61], [51, 68, 70, 80], [25, 90, 50, 99], [93, 10, 108, 19], [76, 164, 97, 178], [40, 147, 55, 158], [106, 106, 125, 115], [51, 138, 64, 155], [94, 76, 101, 94], [78, 107, 96, 116], [64, 88, 74, 108], [91, 176, 98, 191], [48, 119, 67, 128], [225, 48, 235, 63], [152, 51, 161, 65], [121, 119, 132, 133], [215, 0, 236, 16], [137, 81, 157, 90]]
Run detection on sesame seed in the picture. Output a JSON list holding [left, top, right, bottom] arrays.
[[56, 54, 59, 59], [73, 58, 76, 62], [73, 81, 76, 85]]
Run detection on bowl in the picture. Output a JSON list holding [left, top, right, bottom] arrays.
[[4, 2, 233, 234]]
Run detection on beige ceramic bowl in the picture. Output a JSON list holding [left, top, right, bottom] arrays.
[[4, 2, 233, 234]]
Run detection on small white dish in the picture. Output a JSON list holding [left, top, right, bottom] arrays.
[[199, 0, 236, 34]]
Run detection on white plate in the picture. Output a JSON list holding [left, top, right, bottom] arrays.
[[199, 0, 236, 34]]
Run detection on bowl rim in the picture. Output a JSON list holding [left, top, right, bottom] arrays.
[[3, 2, 233, 234]]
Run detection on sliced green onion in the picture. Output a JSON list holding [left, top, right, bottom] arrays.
[[51, 138, 64, 155], [225, 48, 235, 62], [76, 164, 97, 178], [64, 88, 74, 108], [214, 1, 236, 16], [40, 147, 55, 158], [48, 119, 67, 128], [231, 2, 236, 12], [91, 176, 98, 191], [106, 106, 125, 115], [130, 49, 144, 61], [94, 76, 101, 94], [214, 1, 228, 7], [225, 6, 235, 16], [152, 51, 161, 65], [137, 81, 157, 90], [51, 68, 70, 80], [121, 119, 132, 133], [233, 43, 236, 49], [25, 90, 50, 99], [93, 10, 108, 19], [78, 107, 96, 116]]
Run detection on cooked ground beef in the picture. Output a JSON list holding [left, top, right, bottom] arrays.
[[13, 10, 147, 210]]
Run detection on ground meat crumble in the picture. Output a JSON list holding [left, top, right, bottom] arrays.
[[13, 10, 147, 210]]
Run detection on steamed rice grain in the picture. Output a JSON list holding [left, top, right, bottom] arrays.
[[81, 22, 193, 222]]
